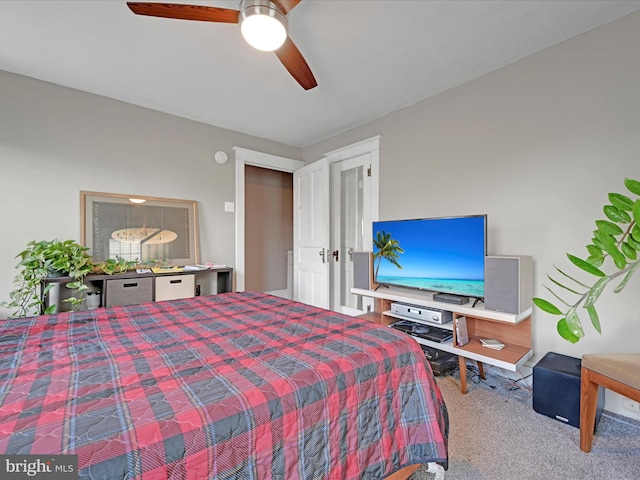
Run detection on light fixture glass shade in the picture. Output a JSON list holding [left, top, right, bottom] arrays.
[[240, 1, 288, 52]]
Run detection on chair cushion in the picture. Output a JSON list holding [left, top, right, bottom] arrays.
[[582, 354, 640, 390]]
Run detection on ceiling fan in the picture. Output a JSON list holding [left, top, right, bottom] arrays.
[[126, 1, 317, 90]]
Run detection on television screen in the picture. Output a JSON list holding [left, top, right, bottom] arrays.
[[372, 215, 487, 298]]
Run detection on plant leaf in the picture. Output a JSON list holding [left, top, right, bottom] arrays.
[[567, 254, 606, 277], [586, 244, 603, 258], [604, 205, 631, 223], [592, 234, 606, 251], [532, 297, 563, 315], [554, 265, 590, 288], [543, 285, 571, 307], [557, 318, 581, 343], [596, 232, 627, 268], [595, 219, 624, 236], [614, 260, 640, 293], [624, 177, 640, 196], [609, 192, 634, 211], [543, 285, 573, 307], [587, 243, 603, 257], [585, 246, 603, 261], [594, 229, 616, 250], [628, 235, 640, 250], [586, 256, 605, 268], [586, 305, 602, 334], [622, 242, 637, 260], [613, 251, 627, 269], [633, 199, 640, 225], [584, 276, 611, 308], [565, 308, 585, 339], [546, 274, 581, 295]]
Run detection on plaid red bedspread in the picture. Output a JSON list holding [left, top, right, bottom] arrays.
[[0, 291, 448, 479]]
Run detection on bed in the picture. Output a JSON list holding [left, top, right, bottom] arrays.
[[0, 291, 448, 479]]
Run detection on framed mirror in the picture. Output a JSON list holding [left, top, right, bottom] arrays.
[[81, 191, 200, 265]]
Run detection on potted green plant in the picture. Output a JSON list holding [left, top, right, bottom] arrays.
[[373, 230, 405, 285], [533, 177, 640, 343], [1, 239, 94, 317]]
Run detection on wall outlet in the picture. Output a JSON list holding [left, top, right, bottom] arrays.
[[622, 398, 640, 413], [224, 202, 235, 213]]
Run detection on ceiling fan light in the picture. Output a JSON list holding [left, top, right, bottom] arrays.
[[240, 0, 288, 52]]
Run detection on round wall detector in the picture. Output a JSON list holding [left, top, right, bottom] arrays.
[[215, 151, 228, 164]]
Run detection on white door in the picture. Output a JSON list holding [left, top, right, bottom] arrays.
[[325, 137, 380, 316], [331, 155, 371, 315], [293, 158, 330, 308]]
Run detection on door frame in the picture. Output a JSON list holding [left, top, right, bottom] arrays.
[[233, 136, 380, 309], [234, 147, 304, 292]]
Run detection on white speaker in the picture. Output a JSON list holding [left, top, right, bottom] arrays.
[[484, 255, 533, 314], [353, 251, 374, 290]]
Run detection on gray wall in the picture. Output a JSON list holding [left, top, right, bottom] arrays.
[[0, 70, 301, 315], [304, 12, 640, 415]]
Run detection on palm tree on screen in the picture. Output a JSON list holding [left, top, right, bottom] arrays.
[[373, 230, 404, 281]]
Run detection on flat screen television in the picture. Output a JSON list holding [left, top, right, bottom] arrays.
[[372, 214, 487, 298]]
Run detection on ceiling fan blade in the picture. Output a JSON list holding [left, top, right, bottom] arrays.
[[127, 3, 240, 23], [272, 0, 302, 15], [275, 37, 317, 90]]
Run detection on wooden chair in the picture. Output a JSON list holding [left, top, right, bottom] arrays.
[[580, 353, 640, 452]]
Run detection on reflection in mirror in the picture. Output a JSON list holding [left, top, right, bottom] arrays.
[[81, 191, 199, 265]]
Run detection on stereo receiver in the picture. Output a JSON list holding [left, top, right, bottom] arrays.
[[390, 302, 452, 324]]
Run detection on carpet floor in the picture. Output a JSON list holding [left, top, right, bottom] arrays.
[[409, 367, 640, 480]]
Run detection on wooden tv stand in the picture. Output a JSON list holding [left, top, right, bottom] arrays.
[[352, 287, 532, 394]]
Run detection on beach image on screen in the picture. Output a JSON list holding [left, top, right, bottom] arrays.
[[373, 216, 486, 297]]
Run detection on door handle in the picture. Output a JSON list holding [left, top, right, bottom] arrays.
[[319, 248, 326, 263], [348, 248, 354, 261], [332, 250, 339, 262]]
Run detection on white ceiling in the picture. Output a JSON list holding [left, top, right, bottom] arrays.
[[1, 0, 639, 148]]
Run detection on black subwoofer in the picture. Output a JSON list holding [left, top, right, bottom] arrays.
[[533, 351, 604, 428]]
